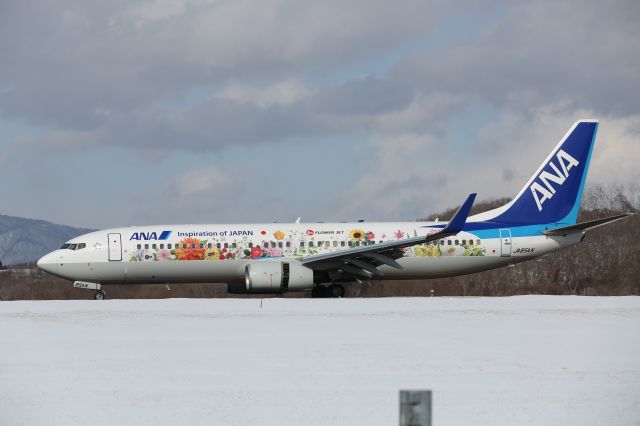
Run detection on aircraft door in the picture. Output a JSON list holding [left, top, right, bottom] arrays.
[[108, 233, 123, 261], [499, 229, 512, 257]]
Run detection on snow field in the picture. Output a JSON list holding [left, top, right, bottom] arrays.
[[1, 296, 639, 425]]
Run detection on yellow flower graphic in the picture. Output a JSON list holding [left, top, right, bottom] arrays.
[[273, 230, 285, 240], [204, 248, 220, 260], [349, 229, 366, 241]]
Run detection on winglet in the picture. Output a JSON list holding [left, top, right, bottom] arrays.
[[441, 193, 476, 234]]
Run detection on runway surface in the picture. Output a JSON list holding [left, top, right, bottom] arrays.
[[1, 296, 639, 425]]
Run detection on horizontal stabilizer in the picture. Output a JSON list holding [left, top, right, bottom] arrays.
[[543, 213, 634, 236]]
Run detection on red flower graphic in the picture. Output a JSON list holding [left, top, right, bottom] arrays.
[[250, 246, 264, 259]]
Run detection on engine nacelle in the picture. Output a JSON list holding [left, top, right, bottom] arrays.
[[245, 261, 314, 292]]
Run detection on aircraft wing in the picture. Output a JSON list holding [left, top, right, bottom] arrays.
[[543, 213, 635, 236], [300, 194, 476, 277]]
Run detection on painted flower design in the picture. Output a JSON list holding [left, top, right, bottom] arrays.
[[273, 230, 285, 240], [204, 248, 220, 260], [394, 230, 405, 240], [175, 238, 205, 260], [132, 249, 152, 261], [267, 247, 282, 257], [156, 248, 171, 261], [250, 246, 264, 259], [349, 229, 366, 240], [367, 232, 375, 240]]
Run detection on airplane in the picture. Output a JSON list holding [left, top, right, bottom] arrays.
[[37, 120, 633, 300]]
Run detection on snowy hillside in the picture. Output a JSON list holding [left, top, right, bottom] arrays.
[[0, 214, 92, 265], [1, 296, 638, 425]]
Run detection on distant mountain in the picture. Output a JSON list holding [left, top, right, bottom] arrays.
[[0, 214, 93, 266]]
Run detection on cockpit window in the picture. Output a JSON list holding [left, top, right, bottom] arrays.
[[77, 243, 86, 250], [67, 244, 77, 250], [60, 243, 71, 249]]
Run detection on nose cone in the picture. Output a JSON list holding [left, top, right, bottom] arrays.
[[37, 252, 58, 274]]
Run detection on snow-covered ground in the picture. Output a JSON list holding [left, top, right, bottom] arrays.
[[1, 296, 639, 426]]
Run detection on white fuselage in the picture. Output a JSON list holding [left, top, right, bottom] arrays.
[[37, 222, 581, 285]]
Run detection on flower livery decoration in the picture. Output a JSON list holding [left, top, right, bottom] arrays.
[[175, 238, 205, 260], [156, 248, 171, 261], [127, 227, 481, 262], [348, 229, 366, 241]]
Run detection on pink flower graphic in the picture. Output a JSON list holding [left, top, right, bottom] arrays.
[[156, 249, 171, 261], [268, 247, 282, 257], [394, 230, 405, 240]]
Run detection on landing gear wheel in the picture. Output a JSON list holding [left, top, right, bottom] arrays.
[[327, 284, 345, 298], [95, 290, 105, 300], [311, 286, 327, 298]]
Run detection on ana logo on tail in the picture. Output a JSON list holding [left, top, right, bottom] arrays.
[[530, 149, 580, 211]]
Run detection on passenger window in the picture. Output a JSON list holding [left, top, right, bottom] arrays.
[[167, 244, 172, 249], [341, 241, 346, 247], [145, 244, 149, 249], [309, 241, 314, 247], [199, 243, 204, 249], [270, 242, 275, 248], [231, 243, 236, 249], [137, 244, 142, 249], [191, 244, 195, 249], [152, 244, 157, 249], [300, 242, 305, 247], [333, 241, 338, 247], [263, 242, 268, 248], [207, 243, 212, 248], [223, 243, 228, 248], [476, 240, 481, 245], [217, 243, 221, 249], [461, 240, 466, 245], [182, 244, 187, 249], [285, 242, 291, 248], [278, 242, 283, 248], [440, 240, 444, 245], [454, 240, 459, 245], [248, 243, 253, 248], [348, 241, 353, 247], [447, 240, 452, 246], [159, 244, 164, 249]]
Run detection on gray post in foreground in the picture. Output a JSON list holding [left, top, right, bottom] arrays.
[[399, 390, 432, 426]]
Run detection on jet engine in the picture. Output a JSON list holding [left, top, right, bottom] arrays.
[[245, 261, 314, 292]]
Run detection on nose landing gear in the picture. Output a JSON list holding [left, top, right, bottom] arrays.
[[73, 281, 105, 300]]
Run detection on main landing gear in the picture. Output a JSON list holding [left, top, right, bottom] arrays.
[[311, 284, 345, 298]]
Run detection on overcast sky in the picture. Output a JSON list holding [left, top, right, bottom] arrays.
[[1, 0, 639, 228]]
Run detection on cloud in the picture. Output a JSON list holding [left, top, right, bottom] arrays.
[[332, 104, 640, 220], [393, 1, 640, 115], [1, 0, 638, 227], [215, 78, 314, 108]]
